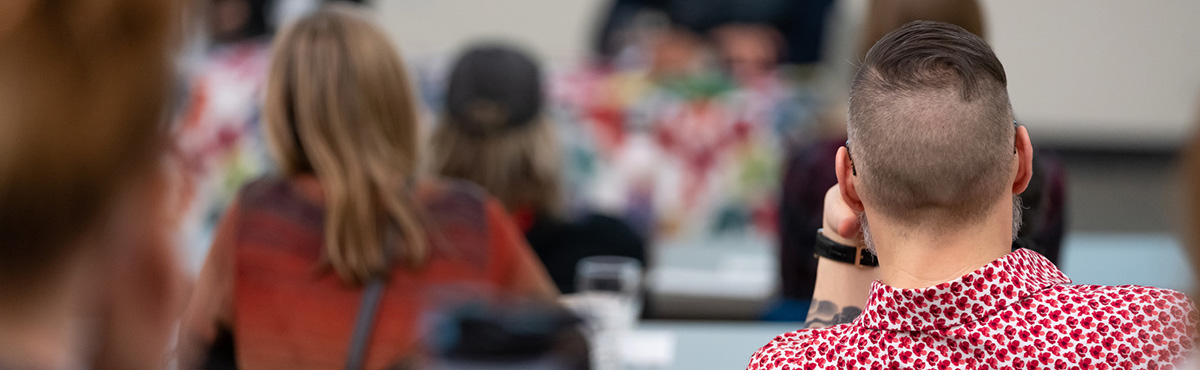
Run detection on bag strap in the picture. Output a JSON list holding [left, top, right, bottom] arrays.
[[345, 278, 387, 370], [346, 203, 411, 370]]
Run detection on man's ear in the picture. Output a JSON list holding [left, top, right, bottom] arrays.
[[1012, 126, 1034, 194], [836, 146, 865, 213]]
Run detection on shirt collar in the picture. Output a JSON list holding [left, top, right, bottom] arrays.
[[854, 248, 1071, 332]]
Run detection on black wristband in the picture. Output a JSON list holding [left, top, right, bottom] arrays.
[[814, 228, 878, 267]]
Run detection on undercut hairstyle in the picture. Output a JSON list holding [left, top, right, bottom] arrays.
[[848, 20, 1014, 227]]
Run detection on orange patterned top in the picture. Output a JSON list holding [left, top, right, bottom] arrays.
[[186, 176, 558, 370]]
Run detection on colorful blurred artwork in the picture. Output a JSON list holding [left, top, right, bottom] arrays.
[[174, 40, 274, 259], [550, 65, 816, 245]]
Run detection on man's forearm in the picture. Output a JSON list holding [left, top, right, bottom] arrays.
[[806, 299, 863, 328], [804, 256, 878, 328], [804, 230, 880, 328]]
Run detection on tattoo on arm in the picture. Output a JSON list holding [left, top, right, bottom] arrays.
[[804, 299, 863, 329]]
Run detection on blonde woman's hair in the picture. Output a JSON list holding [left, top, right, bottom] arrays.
[[430, 116, 564, 216], [264, 5, 427, 284]]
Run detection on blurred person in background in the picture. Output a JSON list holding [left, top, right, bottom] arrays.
[[592, 0, 835, 66], [179, 6, 558, 369], [209, 0, 273, 44], [0, 0, 187, 368], [749, 21, 1195, 369], [773, 0, 1068, 321], [430, 44, 646, 295], [855, 0, 984, 58], [710, 24, 786, 87]]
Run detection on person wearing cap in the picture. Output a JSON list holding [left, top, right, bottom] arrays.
[[431, 44, 647, 295]]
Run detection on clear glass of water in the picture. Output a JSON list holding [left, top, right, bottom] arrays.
[[576, 256, 643, 324], [574, 256, 643, 370]]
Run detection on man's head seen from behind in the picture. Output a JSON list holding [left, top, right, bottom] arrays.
[[840, 20, 1032, 247]]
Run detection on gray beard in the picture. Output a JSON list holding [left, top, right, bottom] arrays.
[[860, 195, 1024, 254]]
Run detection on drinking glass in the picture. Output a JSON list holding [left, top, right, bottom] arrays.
[[574, 256, 643, 370]]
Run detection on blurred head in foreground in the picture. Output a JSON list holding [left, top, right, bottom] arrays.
[[0, 0, 183, 368], [430, 43, 563, 217], [1184, 100, 1200, 298]]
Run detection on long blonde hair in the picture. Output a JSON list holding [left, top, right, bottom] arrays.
[[264, 5, 427, 284]]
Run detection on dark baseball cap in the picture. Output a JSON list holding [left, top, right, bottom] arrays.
[[444, 43, 543, 136]]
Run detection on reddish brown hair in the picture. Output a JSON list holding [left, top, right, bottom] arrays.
[[0, 0, 178, 294]]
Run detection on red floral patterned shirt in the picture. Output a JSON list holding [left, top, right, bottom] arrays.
[[748, 249, 1197, 369]]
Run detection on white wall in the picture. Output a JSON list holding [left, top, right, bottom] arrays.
[[374, 0, 1200, 149], [983, 0, 1200, 148], [374, 0, 607, 62]]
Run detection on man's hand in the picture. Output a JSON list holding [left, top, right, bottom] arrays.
[[821, 185, 861, 246], [804, 185, 878, 328]]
